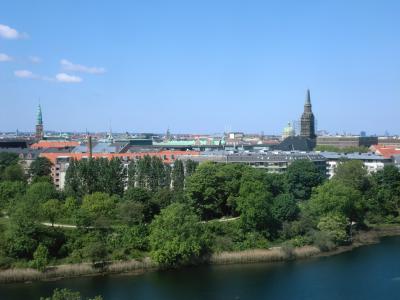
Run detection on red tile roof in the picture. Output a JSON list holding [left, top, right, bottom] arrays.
[[40, 150, 200, 164], [371, 145, 400, 158], [31, 141, 79, 149]]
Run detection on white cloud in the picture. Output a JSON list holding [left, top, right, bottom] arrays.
[[56, 73, 82, 83], [0, 24, 25, 39], [0, 53, 12, 62], [14, 70, 36, 78], [60, 59, 105, 74], [14, 70, 82, 83], [29, 56, 41, 63]]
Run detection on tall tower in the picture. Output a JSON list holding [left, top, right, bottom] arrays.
[[35, 104, 44, 140], [300, 89, 316, 139]]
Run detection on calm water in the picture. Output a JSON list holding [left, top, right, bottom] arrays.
[[2, 237, 400, 300]]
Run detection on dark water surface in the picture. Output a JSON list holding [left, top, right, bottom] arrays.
[[2, 237, 400, 300]]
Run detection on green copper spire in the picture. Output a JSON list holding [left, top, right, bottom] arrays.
[[37, 104, 43, 125]]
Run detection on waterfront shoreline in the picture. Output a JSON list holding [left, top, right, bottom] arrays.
[[1, 224, 400, 285]]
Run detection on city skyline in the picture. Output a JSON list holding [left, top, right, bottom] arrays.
[[1, 1, 400, 134]]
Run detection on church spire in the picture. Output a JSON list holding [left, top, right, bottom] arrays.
[[35, 103, 44, 140], [300, 89, 316, 139], [37, 103, 43, 125], [306, 89, 311, 105]]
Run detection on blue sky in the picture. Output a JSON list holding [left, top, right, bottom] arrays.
[[0, 0, 399, 135]]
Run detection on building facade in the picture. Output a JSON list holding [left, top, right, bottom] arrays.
[[179, 151, 327, 175], [316, 136, 379, 149], [320, 152, 393, 178]]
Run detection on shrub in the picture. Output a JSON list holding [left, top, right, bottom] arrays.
[[32, 244, 49, 272], [312, 231, 336, 252]]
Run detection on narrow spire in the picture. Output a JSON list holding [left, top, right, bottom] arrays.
[[37, 103, 43, 125], [108, 120, 114, 142], [305, 89, 311, 105]]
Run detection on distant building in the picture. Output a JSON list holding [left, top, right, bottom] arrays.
[[320, 152, 393, 178], [370, 145, 400, 158], [393, 155, 400, 170], [377, 137, 400, 147], [179, 151, 327, 175], [282, 122, 295, 140], [300, 90, 316, 139], [0, 148, 41, 175], [227, 132, 244, 140], [274, 136, 316, 152], [35, 104, 44, 140], [316, 136, 378, 149], [0, 139, 29, 149], [273, 90, 317, 152]]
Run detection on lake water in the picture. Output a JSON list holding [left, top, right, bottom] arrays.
[[2, 237, 400, 300]]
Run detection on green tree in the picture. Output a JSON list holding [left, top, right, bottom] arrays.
[[164, 163, 172, 189], [271, 193, 299, 223], [107, 225, 148, 258], [122, 187, 155, 222], [82, 233, 108, 266], [5, 200, 40, 258], [127, 160, 136, 188], [104, 158, 125, 196], [153, 188, 174, 210], [236, 171, 275, 233], [149, 203, 210, 267], [172, 159, 185, 191], [64, 159, 81, 197], [308, 180, 363, 222], [286, 160, 325, 201], [25, 182, 58, 210], [216, 164, 249, 216], [0, 152, 19, 179], [0, 181, 26, 209], [2, 164, 25, 182], [30, 157, 52, 178], [79, 192, 118, 227], [264, 173, 287, 197], [185, 162, 225, 220], [64, 196, 80, 220], [41, 199, 62, 226], [366, 165, 400, 221], [317, 213, 348, 245], [117, 200, 146, 225], [334, 160, 370, 192], [32, 244, 49, 272], [185, 160, 198, 177], [40, 288, 103, 300], [65, 158, 126, 197], [136, 156, 152, 189]]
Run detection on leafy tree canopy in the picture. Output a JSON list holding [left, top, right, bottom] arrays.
[[286, 160, 325, 201], [149, 203, 211, 267], [333, 160, 370, 192], [30, 157, 53, 178], [308, 180, 363, 222]]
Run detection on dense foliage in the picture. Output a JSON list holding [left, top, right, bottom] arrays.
[[0, 153, 399, 272], [40, 288, 102, 300]]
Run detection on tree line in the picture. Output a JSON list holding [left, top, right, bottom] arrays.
[[65, 156, 198, 197], [0, 152, 400, 272]]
